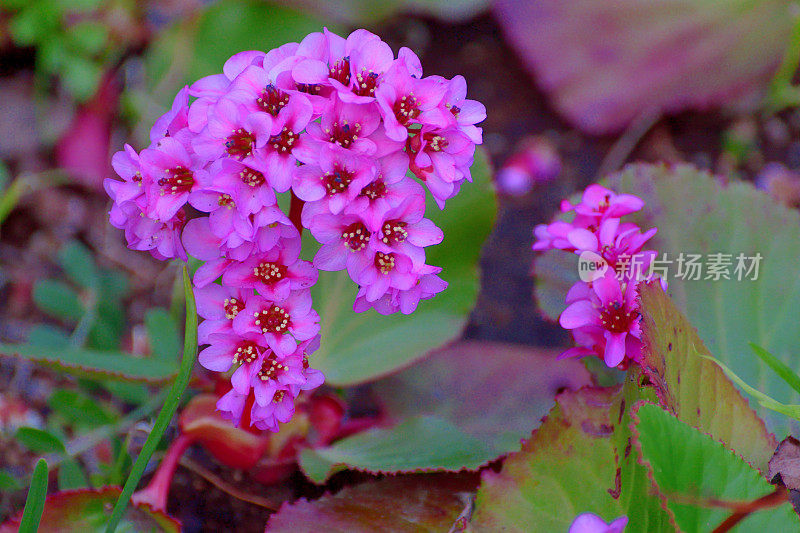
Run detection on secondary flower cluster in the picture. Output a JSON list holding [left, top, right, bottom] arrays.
[[104, 29, 484, 431], [533, 184, 661, 368]]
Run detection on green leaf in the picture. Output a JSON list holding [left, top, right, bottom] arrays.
[[750, 342, 800, 396], [15, 427, 66, 455], [144, 308, 180, 364], [310, 148, 495, 386], [267, 474, 477, 531], [57, 241, 99, 290], [105, 267, 197, 533], [57, 458, 87, 491], [61, 55, 102, 101], [33, 279, 84, 322], [0, 469, 22, 491], [27, 325, 71, 347], [703, 354, 800, 421], [1, 343, 178, 383], [65, 21, 108, 56], [48, 390, 115, 428], [19, 459, 48, 533], [9, 3, 61, 46], [535, 163, 800, 438], [98, 270, 129, 301], [638, 280, 778, 472], [470, 388, 640, 531], [372, 341, 592, 455], [299, 416, 494, 484], [2, 487, 180, 532], [633, 402, 800, 532]]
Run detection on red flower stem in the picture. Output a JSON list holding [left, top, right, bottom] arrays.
[[289, 192, 305, 234], [131, 434, 195, 512]]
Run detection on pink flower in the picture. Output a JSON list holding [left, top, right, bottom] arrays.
[[376, 63, 447, 142], [293, 145, 376, 214], [191, 98, 273, 164], [307, 210, 373, 271], [197, 159, 277, 216], [250, 389, 296, 432], [217, 389, 247, 427], [412, 126, 475, 208], [233, 291, 320, 356], [106, 144, 146, 205], [250, 352, 306, 407], [371, 195, 443, 268], [150, 86, 190, 143], [435, 74, 485, 145], [305, 96, 382, 158], [258, 97, 314, 192], [559, 272, 642, 367], [199, 331, 270, 394], [561, 184, 644, 220], [353, 265, 447, 315], [222, 243, 318, 301], [194, 283, 254, 344], [569, 513, 627, 533], [140, 137, 201, 222]]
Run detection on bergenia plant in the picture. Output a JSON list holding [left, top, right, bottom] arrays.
[[533, 184, 663, 368], [103, 27, 485, 433]]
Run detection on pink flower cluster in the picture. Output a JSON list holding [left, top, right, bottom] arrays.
[[104, 29, 484, 431], [533, 185, 661, 368]]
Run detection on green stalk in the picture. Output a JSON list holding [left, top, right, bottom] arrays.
[[105, 266, 197, 532], [19, 459, 48, 533]]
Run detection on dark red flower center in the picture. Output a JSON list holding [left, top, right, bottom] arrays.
[[599, 301, 637, 334], [380, 220, 408, 245], [327, 121, 361, 149], [374, 252, 395, 274], [225, 128, 256, 159], [394, 94, 420, 125], [258, 84, 289, 116], [240, 166, 266, 187], [272, 390, 285, 403], [158, 166, 194, 194], [232, 340, 261, 364], [423, 132, 448, 152], [224, 297, 244, 320], [268, 128, 298, 154], [254, 304, 291, 334], [217, 193, 235, 208], [324, 167, 354, 195], [341, 222, 370, 252], [359, 179, 386, 200], [329, 57, 351, 86], [253, 261, 287, 285], [353, 69, 379, 97], [257, 353, 287, 382]]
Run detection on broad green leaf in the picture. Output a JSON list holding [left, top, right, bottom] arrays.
[[62, 54, 102, 101], [470, 387, 637, 532], [310, 149, 495, 386], [48, 390, 115, 428], [1, 343, 178, 383], [27, 325, 71, 347], [372, 341, 591, 454], [633, 402, 800, 532], [18, 459, 48, 533], [65, 21, 108, 56], [97, 270, 129, 302], [57, 241, 98, 290], [8, 3, 60, 45], [638, 278, 777, 471], [299, 416, 494, 484], [0, 487, 180, 533], [57, 458, 88, 491], [144, 308, 180, 364], [535, 164, 800, 437], [15, 427, 66, 455], [267, 474, 477, 532], [33, 280, 84, 322]]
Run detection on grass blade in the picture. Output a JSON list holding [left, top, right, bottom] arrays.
[[749, 342, 800, 397], [19, 458, 48, 533], [105, 266, 197, 532]]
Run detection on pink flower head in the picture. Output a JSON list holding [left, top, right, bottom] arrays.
[[199, 331, 270, 395], [250, 352, 306, 407], [305, 96, 382, 158], [376, 63, 448, 142], [250, 388, 297, 432], [412, 126, 475, 208], [372, 195, 443, 268], [435, 74, 486, 144], [198, 158, 277, 216], [150, 86, 190, 143], [140, 137, 201, 222], [566, 218, 657, 267], [222, 242, 318, 301], [569, 513, 628, 533], [216, 389, 247, 427], [106, 144, 146, 205], [192, 98, 273, 164], [561, 184, 644, 220], [327, 29, 395, 104], [348, 250, 416, 302], [195, 283, 254, 344], [353, 264, 447, 315], [293, 145, 376, 214], [306, 209, 373, 271], [233, 290, 320, 357], [110, 200, 187, 261], [257, 96, 314, 192], [559, 272, 642, 368]]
